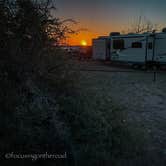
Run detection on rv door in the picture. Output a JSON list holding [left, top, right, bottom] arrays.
[[146, 36, 154, 62]]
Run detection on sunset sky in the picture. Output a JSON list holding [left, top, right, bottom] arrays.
[[55, 0, 166, 45]]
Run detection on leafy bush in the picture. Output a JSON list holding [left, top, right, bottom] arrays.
[[0, 1, 77, 165]]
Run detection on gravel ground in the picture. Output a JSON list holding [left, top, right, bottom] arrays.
[[79, 60, 166, 165]]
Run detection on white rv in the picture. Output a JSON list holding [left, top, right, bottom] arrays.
[[92, 32, 166, 65]]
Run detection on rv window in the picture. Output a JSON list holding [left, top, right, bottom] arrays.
[[113, 39, 124, 49], [132, 42, 142, 48], [148, 42, 153, 49]]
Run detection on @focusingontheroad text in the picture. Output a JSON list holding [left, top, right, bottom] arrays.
[[4, 152, 67, 161]]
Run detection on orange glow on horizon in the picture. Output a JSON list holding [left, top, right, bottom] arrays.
[[66, 31, 98, 46], [65, 24, 121, 46], [58, 16, 125, 46]]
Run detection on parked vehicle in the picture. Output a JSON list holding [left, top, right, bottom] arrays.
[[92, 31, 166, 66]]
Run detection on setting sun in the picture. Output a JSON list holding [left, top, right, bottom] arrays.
[[67, 31, 99, 46], [81, 40, 87, 46]]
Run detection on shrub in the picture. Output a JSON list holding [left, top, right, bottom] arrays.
[[0, 1, 77, 165]]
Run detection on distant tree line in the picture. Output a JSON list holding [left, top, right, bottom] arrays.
[[122, 15, 163, 34]]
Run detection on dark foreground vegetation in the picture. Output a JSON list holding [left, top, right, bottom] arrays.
[[0, 0, 155, 166]]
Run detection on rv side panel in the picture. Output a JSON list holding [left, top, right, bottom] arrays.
[[155, 33, 166, 64], [110, 36, 147, 63]]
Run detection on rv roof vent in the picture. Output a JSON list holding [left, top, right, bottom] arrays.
[[110, 32, 120, 36], [162, 27, 166, 33], [98, 36, 109, 39], [127, 33, 135, 35], [142, 32, 149, 34]]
